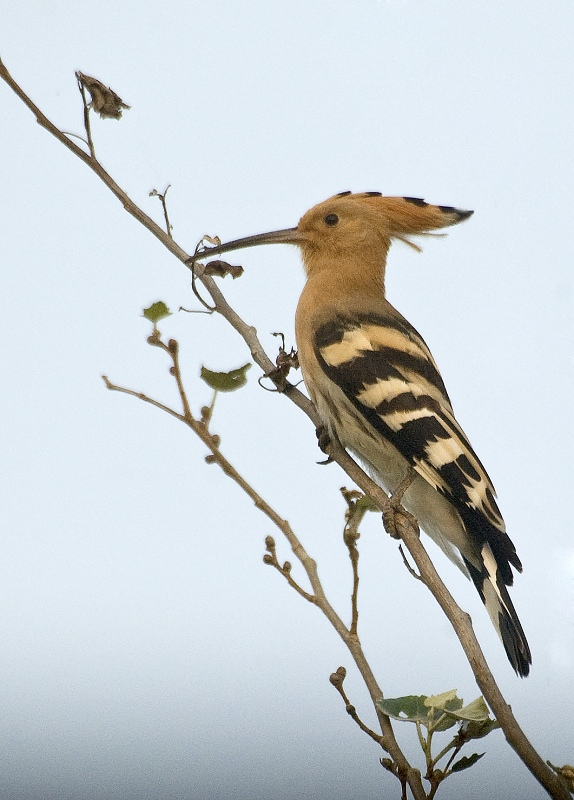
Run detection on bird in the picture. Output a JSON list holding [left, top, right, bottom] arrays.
[[192, 191, 531, 677]]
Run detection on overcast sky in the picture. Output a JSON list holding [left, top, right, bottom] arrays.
[[1, 2, 573, 799]]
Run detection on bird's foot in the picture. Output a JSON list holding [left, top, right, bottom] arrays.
[[382, 471, 419, 539], [316, 424, 334, 465]]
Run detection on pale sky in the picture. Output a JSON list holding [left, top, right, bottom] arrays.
[[1, 2, 573, 799]]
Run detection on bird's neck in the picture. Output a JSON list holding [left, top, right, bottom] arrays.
[[301, 252, 387, 303]]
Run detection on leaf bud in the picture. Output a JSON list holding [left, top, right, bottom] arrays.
[[329, 666, 347, 687]]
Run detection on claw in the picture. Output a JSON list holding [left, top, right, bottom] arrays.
[[316, 423, 331, 453], [382, 471, 419, 539]]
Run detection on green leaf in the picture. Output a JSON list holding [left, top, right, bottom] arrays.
[[450, 752, 485, 773], [424, 690, 462, 731], [143, 301, 172, 324], [433, 714, 459, 733], [424, 690, 462, 712], [378, 691, 489, 733], [377, 696, 430, 723], [200, 363, 251, 392], [443, 696, 491, 722], [461, 718, 500, 740]]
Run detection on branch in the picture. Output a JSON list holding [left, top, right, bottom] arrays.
[[0, 58, 426, 797], [2, 58, 569, 800], [0, 56, 189, 270], [104, 330, 426, 799], [323, 440, 571, 800]]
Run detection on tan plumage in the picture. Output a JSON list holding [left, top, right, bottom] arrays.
[[193, 191, 531, 677]]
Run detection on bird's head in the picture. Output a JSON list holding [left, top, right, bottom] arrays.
[[191, 192, 473, 278]]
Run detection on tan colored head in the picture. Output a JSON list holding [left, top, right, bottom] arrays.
[[191, 191, 473, 278]]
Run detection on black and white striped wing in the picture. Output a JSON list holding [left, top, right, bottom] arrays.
[[313, 308, 532, 676], [314, 309, 520, 579]]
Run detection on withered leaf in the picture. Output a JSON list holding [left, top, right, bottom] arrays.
[[201, 235, 221, 247], [76, 72, 130, 119], [203, 260, 244, 279], [275, 345, 299, 374]]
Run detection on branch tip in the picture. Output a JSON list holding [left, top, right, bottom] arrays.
[[329, 666, 347, 688]]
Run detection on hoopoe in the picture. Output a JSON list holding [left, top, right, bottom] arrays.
[[193, 191, 531, 677]]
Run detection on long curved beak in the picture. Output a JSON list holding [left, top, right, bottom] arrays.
[[190, 227, 303, 263]]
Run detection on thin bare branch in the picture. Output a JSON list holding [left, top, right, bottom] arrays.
[[102, 375, 186, 424], [330, 667, 386, 747], [150, 184, 173, 237], [341, 489, 367, 637], [398, 544, 423, 582], [263, 536, 315, 603], [76, 72, 96, 159]]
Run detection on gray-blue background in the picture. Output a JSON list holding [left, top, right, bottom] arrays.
[[1, 2, 572, 798]]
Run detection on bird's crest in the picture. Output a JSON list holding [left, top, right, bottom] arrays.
[[298, 192, 473, 254]]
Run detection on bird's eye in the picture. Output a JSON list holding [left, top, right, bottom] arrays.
[[324, 213, 339, 227]]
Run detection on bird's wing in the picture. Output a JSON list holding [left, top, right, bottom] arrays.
[[314, 308, 521, 579]]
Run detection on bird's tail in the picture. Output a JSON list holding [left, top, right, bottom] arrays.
[[464, 543, 531, 677]]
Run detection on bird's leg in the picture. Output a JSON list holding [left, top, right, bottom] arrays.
[[315, 423, 334, 465], [382, 470, 419, 540]]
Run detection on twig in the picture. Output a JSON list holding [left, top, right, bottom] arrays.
[[102, 375, 186, 424], [76, 73, 96, 159], [263, 536, 315, 603], [329, 667, 386, 747], [341, 489, 367, 637], [398, 544, 423, 582], [150, 184, 173, 237]]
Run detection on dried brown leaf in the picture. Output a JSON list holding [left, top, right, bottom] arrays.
[[203, 260, 244, 279], [76, 72, 130, 119]]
